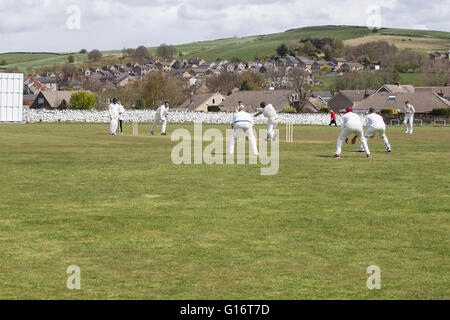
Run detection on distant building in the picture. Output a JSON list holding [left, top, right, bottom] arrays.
[[328, 90, 373, 111], [30, 91, 90, 109], [354, 91, 450, 114], [339, 62, 364, 73], [177, 92, 226, 112], [220, 89, 299, 112], [375, 84, 415, 94]]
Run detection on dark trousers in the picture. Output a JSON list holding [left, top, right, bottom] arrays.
[[329, 120, 337, 126], [119, 120, 123, 133]]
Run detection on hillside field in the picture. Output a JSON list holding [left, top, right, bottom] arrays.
[[1, 25, 449, 71], [0, 123, 449, 299]]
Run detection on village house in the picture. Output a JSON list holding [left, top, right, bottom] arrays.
[[339, 62, 364, 73], [222, 63, 235, 72], [133, 64, 151, 76], [157, 62, 173, 72], [376, 83, 415, 93], [189, 58, 206, 68], [297, 57, 314, 70], [80, 69, 92, 77], [327, 89, 373, 111], [59, 78, 84, 91], [177, 92, 226, 112], [220, 89, 300, 113], [354, 91, 450, 114], [191, 68, 211, 77], [24, 78, 44, 95], [30, 91, 90, 109], [415, 86, 450, 101], [248, 59, 263, 68], [33, 77, 58, 91], [171, 69, 195, 79], [312, 61, 334, 71], [332, 58, 348, 69]]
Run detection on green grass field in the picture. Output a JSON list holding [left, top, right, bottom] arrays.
[[0, 123, 449, 299]]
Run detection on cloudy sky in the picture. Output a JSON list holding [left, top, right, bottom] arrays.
[[0, 0, 449, 53]]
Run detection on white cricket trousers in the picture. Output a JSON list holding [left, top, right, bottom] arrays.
[[228, 121, 259, 155], [361, 126, 390, 150], [404, 115, 414, 133], [336, 125, 370, 155], [267, 117, 279, 139], [110, 118, 118, 135], [152, 115, 167, 133]]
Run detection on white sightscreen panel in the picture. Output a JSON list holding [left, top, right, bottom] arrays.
[[0, 73, 23, 122]]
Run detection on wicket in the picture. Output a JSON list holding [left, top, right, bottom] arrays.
[[132, 121, 139, 136], [286, 123, 294, 143]]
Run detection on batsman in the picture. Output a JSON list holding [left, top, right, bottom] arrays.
[[254, 102, 279, 142]]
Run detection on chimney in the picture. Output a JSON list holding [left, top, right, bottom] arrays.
[[364, 90, 370, 99], [394, 82, 401, 86]]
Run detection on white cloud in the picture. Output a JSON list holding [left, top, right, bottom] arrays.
[[0, 0, 448, 53]]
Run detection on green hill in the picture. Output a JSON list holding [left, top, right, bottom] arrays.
[[1, 25, 449, 72]]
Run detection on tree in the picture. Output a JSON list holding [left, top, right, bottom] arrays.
[[122, 48, 136, 58], [135, 45, 152, 63], [0, 60, 7, 66], [206, 71, 241, 93], [88, 49, 102, 61], [301, 40, 316, 56], [58, 99, 68, 109], [79, 49, 87, 54], [62, 63, 77, 78], [239, 71, 267, 90], [287, 68, 311, 112], [143, 73, 182, 108], [276, 43, 289, 57], [69, 92, 97, 110], [68, 55, 75, 63], [156, 44, 177, 59], [265, 67, 288, 88]]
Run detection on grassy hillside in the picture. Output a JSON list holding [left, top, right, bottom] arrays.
[[1, 25, 449, 71], [344, 34, 450, 54]]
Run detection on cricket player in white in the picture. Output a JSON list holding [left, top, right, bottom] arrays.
[[151, 102, 169, 135], [254, 102, 279, 141], [403, 101, 415, 134], [118, 102, 125, 135], [228, 106, 259, 156], [357, 108, 391, 152], [235, 101, 245, 113], [108, 98, 120, 135], [334, 107, 371, 158]]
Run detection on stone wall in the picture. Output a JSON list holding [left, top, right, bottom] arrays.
[[24, 108, 342, 125]]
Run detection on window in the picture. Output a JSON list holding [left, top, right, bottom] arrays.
[[38, 98, 44, 104], [388, 95, 396, 101], [212, 98, 216, 104]]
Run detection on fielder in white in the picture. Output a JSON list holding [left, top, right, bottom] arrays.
[[228, 106, 259, 156], [357, 108, 391, 153], [334, 107, 371, 158], [254, 102, 279, 141], [151, 102, 170, 135], [108, 98, 120, 135], [403, 101, 416, 134]]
